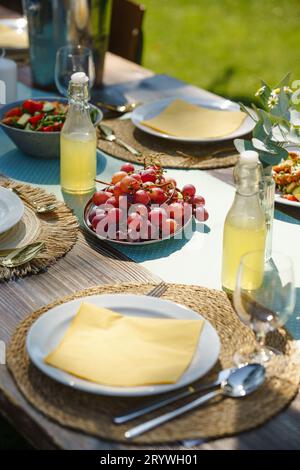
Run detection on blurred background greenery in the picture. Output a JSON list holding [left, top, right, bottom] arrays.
[[141, 0, 299, 104]]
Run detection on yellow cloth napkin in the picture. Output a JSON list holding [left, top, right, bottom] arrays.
[[0, 24, 28, 49], [45, 302, 204, 387], [141, 98, 246, 138]]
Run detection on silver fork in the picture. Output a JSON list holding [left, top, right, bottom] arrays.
[[98, 123, 142, 157], [146, 281, 167, 298]]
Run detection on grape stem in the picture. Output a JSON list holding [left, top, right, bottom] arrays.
[[94, 178, 113, 187]]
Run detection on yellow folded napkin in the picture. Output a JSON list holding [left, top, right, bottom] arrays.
[[45, 302, 204, 387], [0, 24, 28, 49], [141, 98, 246, 138]]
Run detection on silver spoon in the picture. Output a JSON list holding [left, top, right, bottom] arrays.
[[124, 363, 265, 439], [97, 101, 140, 114], [114, 367, 235, 424], [10, 188, 57, 214]]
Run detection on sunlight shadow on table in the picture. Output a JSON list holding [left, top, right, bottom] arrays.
[[286, 287, 300, 340], [115, 221, 210, 262]]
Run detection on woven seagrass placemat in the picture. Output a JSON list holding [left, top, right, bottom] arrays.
[[97, 119, 239, 169], [7, 283, 300, 444], [0, 178, 78, 281]]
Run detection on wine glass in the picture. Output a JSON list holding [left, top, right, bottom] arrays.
[[55, 45, 95, 96], [233, 250, 296, 365]]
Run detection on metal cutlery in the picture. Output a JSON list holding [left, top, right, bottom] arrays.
[[146, 281, 168, 298], [10, 188, 57, 214], [114, 367, 234, 425], [97, 101, 140, 114], [124, 363, 266, 439], [0, 241, 45, 267], [98, 123, 142, 157]]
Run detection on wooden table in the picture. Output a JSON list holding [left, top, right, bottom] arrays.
[[1, 6, 300, 450]]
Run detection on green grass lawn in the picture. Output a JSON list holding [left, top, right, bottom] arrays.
[[141, 0, 300, 104]]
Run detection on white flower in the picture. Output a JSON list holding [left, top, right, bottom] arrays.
[[271, 87, 281, 96], [283, 85, 292, 94], [267, 94, 279, 108], [255, 86, 266, 97]]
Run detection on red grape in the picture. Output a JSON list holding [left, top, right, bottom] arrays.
[[120, 163, 135, 173], [106, 208, 124, 224], [133, 189, 151, 205], [92, 190, 111, 206], [113, 182, 123, 199], [105, 196, 118, 208], [161, 218, 178, 236], [95, 217, 109, 235], [140, 220, 159, 240], [130, 204, 149, 218], [140, 169, 157, 183], [131, 173, 142, 182], [148, 207, 167, 226], [92, 213, 106, 230], [164, 175, 177, 188], [167, 202, 184, 221], [170, 190, 180, 202], [88, 209, 96, 223], [195, 206, 209, 222], [111, 171, 127, 184], [149, 187, 168, 204], [182, 202, 193, 221], [128, 212, 143, 231], [147, 164, 161, 172], [120, 175, 140, 193], [191, 195, 205, 206], [182, 184, 196, 199]]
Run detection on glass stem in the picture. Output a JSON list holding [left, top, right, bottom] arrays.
[[255, 331, 266, 349]]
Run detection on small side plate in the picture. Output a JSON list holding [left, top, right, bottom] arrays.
[[0, 187, 24, 235]]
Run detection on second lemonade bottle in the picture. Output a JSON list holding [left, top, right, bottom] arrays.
[[221, 150, 266, 295], [60, 72, 96, 194]]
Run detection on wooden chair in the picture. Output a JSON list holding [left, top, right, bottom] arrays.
[[0, 0, 23, 14], [108, 0, 145, 64]]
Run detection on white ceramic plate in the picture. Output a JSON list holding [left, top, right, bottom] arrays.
[[26, 294, 220, 397], [0, 18, 28, 50], [131, 96, 255, 143], [275, 193, 300, 208], [0, 187, 24, 234]]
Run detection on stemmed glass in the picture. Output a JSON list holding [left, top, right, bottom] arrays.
[[55, 45, 95, 96], [233, 251, 296, 365]]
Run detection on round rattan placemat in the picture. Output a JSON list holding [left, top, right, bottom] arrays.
[[97, 119, 239, 169], [7, 283, 300, 444], [0, 178, 78, 281]]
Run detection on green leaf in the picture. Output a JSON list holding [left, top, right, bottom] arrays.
[[252, 119, 269, 141], [276, 72, 291, 89], [239, 102, 258, 122], [234, 139, 256, 154]]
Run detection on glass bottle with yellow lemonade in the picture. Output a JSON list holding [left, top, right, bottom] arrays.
[[60, 72, 96, 194], [222, 151, 267, 295]]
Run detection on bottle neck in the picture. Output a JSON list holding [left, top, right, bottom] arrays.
[[235, 162, 262, 197], [68, 81, 89, 108]]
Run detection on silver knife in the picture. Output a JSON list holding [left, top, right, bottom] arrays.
[[113, 367, 234, 425]]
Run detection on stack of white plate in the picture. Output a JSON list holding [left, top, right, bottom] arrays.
[[0, 187, 24, 235]]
